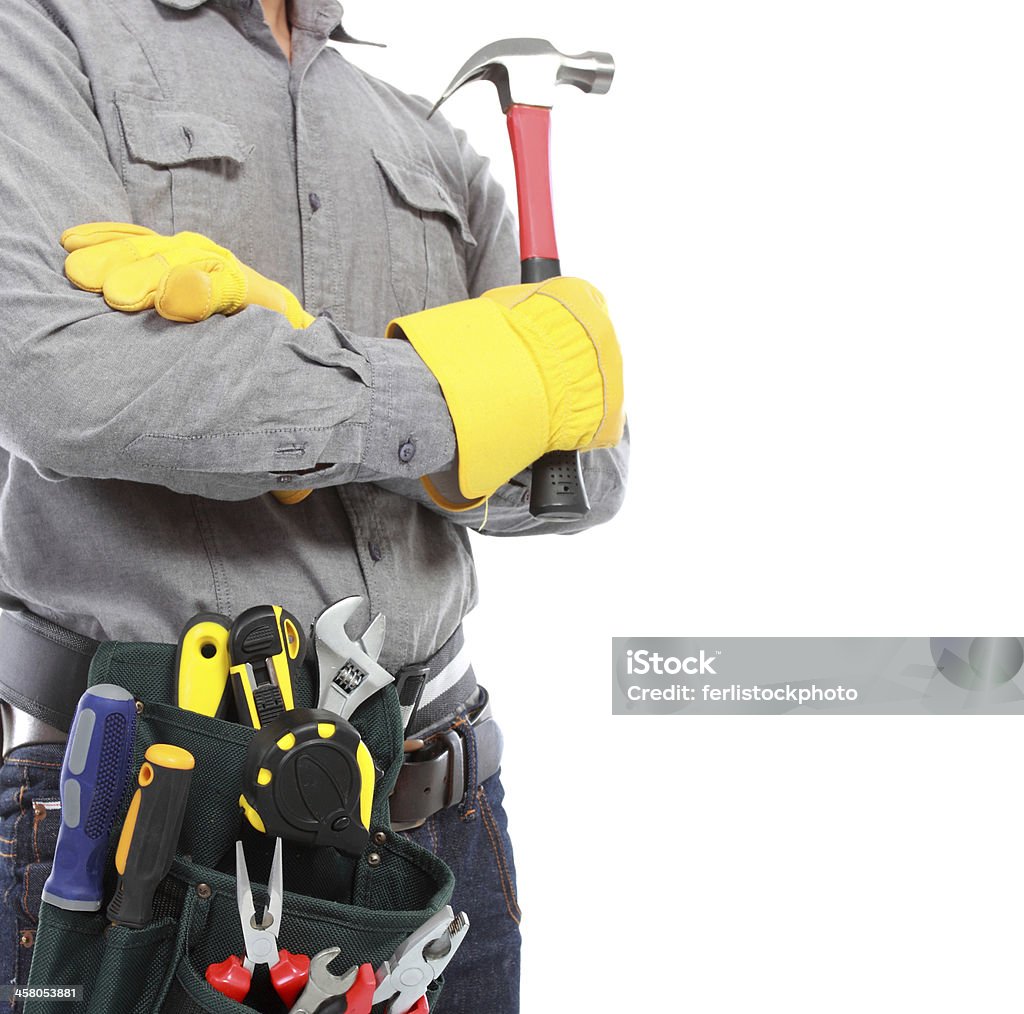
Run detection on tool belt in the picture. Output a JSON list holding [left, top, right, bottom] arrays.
[[0, 609, 483, 737], [0, 612, 497, 1014], [0, 609, 503, 831]]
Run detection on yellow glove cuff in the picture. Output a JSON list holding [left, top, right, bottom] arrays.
[[388, 279, 610, 502], [389, 297, 548, 500], [482, 280, 609, 449], [151, 249, 314, 328], [240, 265, 315, 329]]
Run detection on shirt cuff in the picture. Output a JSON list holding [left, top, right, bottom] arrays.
[[342, 331, 458, 481]]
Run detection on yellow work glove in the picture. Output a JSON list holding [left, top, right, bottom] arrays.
[[62, 222, 314, 504], [387, 277, 624, 510], [61, 222, 314, 329]]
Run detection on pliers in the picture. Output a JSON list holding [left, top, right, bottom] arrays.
[[373, 907, 470, 1014], [206, 839, 311, 1007], [289, 907, 469, 1014]]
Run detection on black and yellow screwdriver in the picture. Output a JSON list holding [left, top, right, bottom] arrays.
[[107, 744, 194, 927]]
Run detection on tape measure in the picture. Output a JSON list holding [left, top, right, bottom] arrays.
[[239, 708, 375, 853]]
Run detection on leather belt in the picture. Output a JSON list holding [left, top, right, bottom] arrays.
[[390, 686, 503, 831], [0, 610, 98, 755], [0, 610, 98, 734]]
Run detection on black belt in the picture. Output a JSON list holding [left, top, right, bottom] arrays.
[[390, 686, 504, 831], [0, 610, 99, 733]]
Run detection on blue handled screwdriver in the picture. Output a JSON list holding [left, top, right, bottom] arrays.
[[41, 683, 138, 911]]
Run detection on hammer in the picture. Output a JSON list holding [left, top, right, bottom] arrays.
[[431, 38, 615, 521]]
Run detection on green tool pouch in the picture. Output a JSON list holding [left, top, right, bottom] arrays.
[[25, 640, 454, 1014]]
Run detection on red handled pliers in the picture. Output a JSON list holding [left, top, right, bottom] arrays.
[[206, 838, 311, 1007]]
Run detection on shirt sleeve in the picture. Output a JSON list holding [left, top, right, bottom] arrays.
[[0, 1, 457, 502]]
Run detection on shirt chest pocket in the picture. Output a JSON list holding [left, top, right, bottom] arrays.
[[374, 150, 477, 315], [114, 93, 255, 258]]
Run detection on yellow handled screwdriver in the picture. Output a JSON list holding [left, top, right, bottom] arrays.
[[107, 744, 194, 927], [175, 612, 232, 719]]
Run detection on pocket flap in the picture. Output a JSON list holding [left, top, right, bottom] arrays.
[[115, 94, 252, 167], [374, 151, 476, 246]]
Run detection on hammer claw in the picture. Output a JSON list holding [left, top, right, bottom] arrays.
[[430, 37, 614, 116]]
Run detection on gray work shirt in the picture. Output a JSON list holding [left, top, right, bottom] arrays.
[[0, 0, 628, 705]]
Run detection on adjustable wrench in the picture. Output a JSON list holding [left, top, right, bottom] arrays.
[[313, 597, 394, 721]]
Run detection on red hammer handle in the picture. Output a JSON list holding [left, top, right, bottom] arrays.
[[507, 105, 559, 267], [507, 104, 589, 519]]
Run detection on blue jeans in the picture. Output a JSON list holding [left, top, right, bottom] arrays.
[[0, 744, 64, 1014], [402, 769, 522, 1014], [0, 741, 521, 1014]]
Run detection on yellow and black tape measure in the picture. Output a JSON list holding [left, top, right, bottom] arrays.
[[240, 708, 374, 854]]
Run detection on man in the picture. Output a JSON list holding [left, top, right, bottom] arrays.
[[0, 0, 628, 1011]]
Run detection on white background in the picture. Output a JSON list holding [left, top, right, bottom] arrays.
[[346, 3, 1024, 1011]]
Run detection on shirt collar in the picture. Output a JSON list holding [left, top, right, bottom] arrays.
[[152, 0, 383, 45]]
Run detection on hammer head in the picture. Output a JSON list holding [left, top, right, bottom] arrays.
[[430, 38, 614, 117]]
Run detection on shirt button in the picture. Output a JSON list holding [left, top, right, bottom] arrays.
[[368, 541, 383, 562], [308, 192, 322, 213], [277, 475, 294, 484], [398, 440, 416, 463]]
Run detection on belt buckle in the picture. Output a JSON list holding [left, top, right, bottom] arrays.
[[437, 726, 465, 810], [391, 725, 465, 832]]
